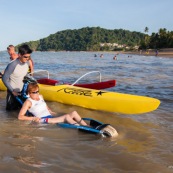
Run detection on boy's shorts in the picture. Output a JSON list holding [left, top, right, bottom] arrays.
[[39, 115, 53, 123]]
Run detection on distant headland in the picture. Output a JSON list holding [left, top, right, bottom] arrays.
[[15, 27, 173, 57]]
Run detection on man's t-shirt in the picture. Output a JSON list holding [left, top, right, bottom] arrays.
[[2, 58, 29, 92]]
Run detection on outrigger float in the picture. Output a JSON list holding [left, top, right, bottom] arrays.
[[33, 70, 116, 90], [0, 70, 116, 91]]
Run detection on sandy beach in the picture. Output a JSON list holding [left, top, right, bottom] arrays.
[[123, 48, 173, 58]]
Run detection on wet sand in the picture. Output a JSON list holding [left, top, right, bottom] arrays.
[[123, 48, 173, 58]]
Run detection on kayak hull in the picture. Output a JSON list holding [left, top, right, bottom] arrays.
[[38, 83, 160, 114], [0, 79, 6, 91]]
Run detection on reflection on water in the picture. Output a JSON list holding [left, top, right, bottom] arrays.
[[14, 156, 52, 168], [0, 51, 173, 172]]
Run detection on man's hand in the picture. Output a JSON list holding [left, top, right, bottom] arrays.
[[12, 91, 20, 96]]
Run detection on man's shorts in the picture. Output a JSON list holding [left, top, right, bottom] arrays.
[[6, 90, 21, 111]]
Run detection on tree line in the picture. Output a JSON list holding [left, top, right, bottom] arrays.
[[16, 27, 173, 51], [139, 27, 173, 50]]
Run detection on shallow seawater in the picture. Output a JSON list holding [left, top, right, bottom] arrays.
[[0, 51, 173, 173]]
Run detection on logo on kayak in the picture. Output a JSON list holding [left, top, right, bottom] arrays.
[[96, 91, 107, 96], [57, 88, 107, 97], [57, 87, 92, 97]]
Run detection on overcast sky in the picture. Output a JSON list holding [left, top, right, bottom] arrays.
[[0, 0, 172, 51]]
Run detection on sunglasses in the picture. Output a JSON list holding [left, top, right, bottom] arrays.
[[31, 90, 39, 94], [22, 55, 30, 59]]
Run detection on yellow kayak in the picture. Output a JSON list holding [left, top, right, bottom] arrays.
[[38, 83, 160, 114], [0, 79, 6, 91], [0, 79, 160, 114]]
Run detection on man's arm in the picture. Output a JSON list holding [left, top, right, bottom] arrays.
[[2, 61, 17, 92]]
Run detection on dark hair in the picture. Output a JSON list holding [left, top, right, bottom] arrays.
[[18, 44, 32, 55], [7, 45, 14, 50]]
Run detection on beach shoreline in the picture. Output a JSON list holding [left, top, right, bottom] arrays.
[[122, 48, 173, 58]]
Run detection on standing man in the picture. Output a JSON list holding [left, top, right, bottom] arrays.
[[7, 45, 18, 61], [2, 44, 33, 110], [0, 45, 18, 77]]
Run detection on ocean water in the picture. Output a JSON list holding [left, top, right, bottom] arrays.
[[0, 51, 173, 173]]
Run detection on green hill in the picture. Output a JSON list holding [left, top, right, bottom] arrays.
[[17, 27, 146, 51]]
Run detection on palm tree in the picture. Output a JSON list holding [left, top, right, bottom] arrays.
[[144, 27, 149, 49], [158, 28, 167, 36], [158, 28, 167, 48], [144, 27, 149, 33]]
